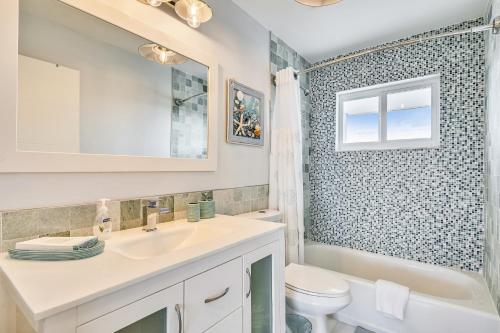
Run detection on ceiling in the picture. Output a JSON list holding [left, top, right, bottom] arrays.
[[231, 0, 490, 63]]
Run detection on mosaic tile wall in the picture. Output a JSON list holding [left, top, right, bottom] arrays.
[[485, 0, 500, 312], [0, 184, 269, 252], [171, 68, 208, 159], [270, 32, 313, 238], [309, 19, 486, 271]]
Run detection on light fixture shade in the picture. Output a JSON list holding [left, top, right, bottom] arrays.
[[295, 0, 342, 6], [175, 0, 213, 28], [137, 0, 168, 7], [138, 43, 188, 65]]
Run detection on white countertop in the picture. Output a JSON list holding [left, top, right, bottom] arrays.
[[0, 215, 284, 322]]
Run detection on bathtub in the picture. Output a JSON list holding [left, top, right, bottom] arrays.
[[304, 242, 500, 333]]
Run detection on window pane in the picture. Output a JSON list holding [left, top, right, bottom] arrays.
[[387, 87, 432, 140], [343, 97, 379, 143]]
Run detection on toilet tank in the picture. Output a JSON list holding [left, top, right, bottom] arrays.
[[237, 209, 282, 223]]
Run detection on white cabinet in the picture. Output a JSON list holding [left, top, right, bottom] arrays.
[[76, 283, 183, 333], [243, 242, 284, 333], [73, 244, 283, 333]]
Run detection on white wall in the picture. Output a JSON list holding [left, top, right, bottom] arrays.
[[18, 55, 81, 154], [19, 11, 174, 158], [0, 0, 271, 210]]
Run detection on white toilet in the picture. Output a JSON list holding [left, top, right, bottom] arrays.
[[238, 210, 352, 333], [285, 263, 351, 333]]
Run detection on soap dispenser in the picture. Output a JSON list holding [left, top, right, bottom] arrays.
[[94, 199, 112, 240]]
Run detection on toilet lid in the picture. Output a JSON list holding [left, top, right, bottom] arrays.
[[285, 263, 350, 298]]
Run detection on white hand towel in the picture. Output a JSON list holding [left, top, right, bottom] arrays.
[[375, 279, 410, 320], [15, 236, 98, 252]]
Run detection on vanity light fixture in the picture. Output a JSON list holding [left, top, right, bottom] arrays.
[[137, 0, 173, 7], [141, 0, 164, 6], [138, 43, 188, 65], [295, 0, 342, 6], [174, 0, 213, 28], [137, 0, 213, 29]]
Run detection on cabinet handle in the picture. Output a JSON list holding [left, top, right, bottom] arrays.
[[246, 268, 252, 299], [175, 304, 182, 333], [204, 287, 230, 303]]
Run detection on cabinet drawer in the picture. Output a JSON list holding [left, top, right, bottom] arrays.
[[185, 258, 242, 333], [205, 308, 242, 333]]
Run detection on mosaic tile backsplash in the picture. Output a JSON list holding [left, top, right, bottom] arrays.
[[309, 19, 486, 271], [270, 32, 313, 239], [0, 184, 269, 252], [484, 0, 500, 312]]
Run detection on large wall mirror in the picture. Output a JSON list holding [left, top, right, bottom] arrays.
[[0, 0, 218, 172]]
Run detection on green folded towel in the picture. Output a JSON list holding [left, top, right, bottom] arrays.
[[74, 237, 98, 250], [9, 241, 105, 261], [15, 236, 98, 252]]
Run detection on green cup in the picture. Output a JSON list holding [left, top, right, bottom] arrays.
[[199, 200, 215, 219], [187, 202, 200, 222]]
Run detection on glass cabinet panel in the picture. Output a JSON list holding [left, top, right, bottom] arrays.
[[250, 255, 273, 333], [116, 309, 167, 333]]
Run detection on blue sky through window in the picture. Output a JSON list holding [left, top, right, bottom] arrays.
[[345, 113, 379, 143], [345, 107, 431, 143], [387, 107, 432, 140]]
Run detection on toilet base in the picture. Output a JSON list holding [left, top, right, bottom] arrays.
[[287, 307, 340, 333]]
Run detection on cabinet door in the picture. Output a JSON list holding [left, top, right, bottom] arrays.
[[243, 242, 284, 333], [204, 309, 242, 333], [77, 283, 183, 333]]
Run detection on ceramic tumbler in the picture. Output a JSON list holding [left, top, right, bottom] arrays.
[[199, 200, 215, 219], [187, 202, 201, 222]]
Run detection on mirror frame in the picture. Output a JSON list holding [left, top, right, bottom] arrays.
[[0, 0, 218, 172]]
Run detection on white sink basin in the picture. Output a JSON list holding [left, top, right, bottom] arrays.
[[108, 223, 232, 260]]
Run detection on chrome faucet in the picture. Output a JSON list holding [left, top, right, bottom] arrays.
[[142, 200, 172, 232], [143, 200, 159, 232]]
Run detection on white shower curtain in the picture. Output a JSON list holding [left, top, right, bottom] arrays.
[[269, 67, 305, 265]]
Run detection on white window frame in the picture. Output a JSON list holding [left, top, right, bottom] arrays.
[[336, 74, 440, 152]]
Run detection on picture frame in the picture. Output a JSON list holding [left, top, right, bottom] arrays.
[[227, 79, 265, 146]]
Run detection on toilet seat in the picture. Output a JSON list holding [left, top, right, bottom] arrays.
[[285, 263, 350, 298]]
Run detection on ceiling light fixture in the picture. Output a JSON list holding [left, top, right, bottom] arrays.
[[138, 43, 188, 65], [295, 0, 342, 6], [137, 0, 213, 29]]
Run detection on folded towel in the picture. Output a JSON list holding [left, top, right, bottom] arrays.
[[375, 279, 410, 320], [15, 236, 98, 252]]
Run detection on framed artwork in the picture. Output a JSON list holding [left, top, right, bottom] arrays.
[[227, 79, 265, 146]]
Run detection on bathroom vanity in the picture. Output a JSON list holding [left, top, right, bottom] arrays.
[[0, 216, 285, 333], [0, 0, 285, 330]]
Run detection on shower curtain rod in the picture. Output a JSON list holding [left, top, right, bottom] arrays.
[[174, 92, 207, 106], [272, 16, 500, 85]]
